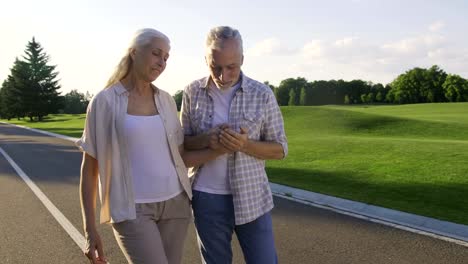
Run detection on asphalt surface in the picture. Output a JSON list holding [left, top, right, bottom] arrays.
[[1, 122, 467, 264]]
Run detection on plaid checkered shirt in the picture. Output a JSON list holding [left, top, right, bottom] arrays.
[[180, 72, 288, 225]]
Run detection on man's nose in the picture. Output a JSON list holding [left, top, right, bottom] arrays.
[[219, 69, 228, 81]]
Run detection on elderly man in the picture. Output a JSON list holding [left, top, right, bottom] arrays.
[[181, 26, 288, 264]]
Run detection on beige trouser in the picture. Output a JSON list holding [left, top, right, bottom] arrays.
[[111, 192, 191, 264]]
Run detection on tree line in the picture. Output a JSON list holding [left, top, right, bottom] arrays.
[[173, 65, 467, 109], [2, 38, 467, 121], [269, 65, 468, 106]]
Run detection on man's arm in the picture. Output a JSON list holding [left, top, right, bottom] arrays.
[[181, 125, 234, 167], [184, 134, 210, 150], [184, 125, 229, 150], [178, 144, 227, 168], [219, 127, 284, 160], [219, 89, 287, 160]]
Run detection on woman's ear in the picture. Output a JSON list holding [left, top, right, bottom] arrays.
[[129, 48, 136, 60]]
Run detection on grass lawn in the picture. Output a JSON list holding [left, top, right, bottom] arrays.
[[2, 103, 468, 225], [1, 114, 86, 138], [267, 102, 468, 225]]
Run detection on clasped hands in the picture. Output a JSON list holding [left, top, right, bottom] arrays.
[[206, 124, 249, 154]]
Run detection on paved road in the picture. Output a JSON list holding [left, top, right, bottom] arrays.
[[1, 123, 467, 264]]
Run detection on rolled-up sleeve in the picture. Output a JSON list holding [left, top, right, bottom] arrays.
[[262, 91, 288, 159], [168, 94, 184, 146], [180, 85, 193, 136], [75, 96, 98, 159]]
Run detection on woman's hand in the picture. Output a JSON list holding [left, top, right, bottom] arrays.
[[84, 228, 107, 264]]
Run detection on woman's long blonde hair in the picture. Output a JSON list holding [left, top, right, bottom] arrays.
[[105, 28, 170, 89]]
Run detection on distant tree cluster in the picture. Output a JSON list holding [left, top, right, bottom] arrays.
[[271, 77, 390, 106], [61, 89, 93, 114], [0, 38, 62, 121], [386, 65, 468, 104], [266, 65, 468, 106]]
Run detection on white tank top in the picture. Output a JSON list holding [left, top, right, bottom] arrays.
[[124, 114, 183, 203], [193, 82, 240, 194]]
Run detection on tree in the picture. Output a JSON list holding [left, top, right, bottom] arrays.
[[443, 74, 468, 102], [344, 95, 350, 104], [276, 77, 307, 106], [360, 94, 368, 104], [264, 81, 276, 92], [173, 90, 183, 111], [386, 65, 447, 104], [288, 88, 297, 106], [388, 71, 421, 104], [299, 86, 308, 106], [15, 37, 62, 121], [425, 65, 447, 102], [62, 89, 91, 114], [366, 92, 375, 103], [375, 92, 383, 102], [274, 85, 289, 106], [347, 80, 369, 104], [0, 58, 29, 119], [0, 80, 13, 119]]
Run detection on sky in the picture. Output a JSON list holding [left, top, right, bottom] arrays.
[[1, 0, 467, 96]]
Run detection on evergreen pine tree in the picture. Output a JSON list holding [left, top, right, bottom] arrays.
[[21, 37, 62, 121], [1, 59, 30, 119]]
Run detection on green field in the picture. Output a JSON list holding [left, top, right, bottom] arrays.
[[2, 103, 468, 225], [267, 103, 468, 225], [1, 114, 86, 138]]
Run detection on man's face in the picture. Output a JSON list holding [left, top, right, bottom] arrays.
[[206, 39, 243, 90]]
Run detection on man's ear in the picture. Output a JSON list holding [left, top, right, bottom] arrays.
[[240, 54, 244, 66]]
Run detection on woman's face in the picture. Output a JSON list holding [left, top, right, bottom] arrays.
[[132, 38, 170, 82]]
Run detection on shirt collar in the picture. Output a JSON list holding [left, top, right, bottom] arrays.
[[114, 81, 160, 95]]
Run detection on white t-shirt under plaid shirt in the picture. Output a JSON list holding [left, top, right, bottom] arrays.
[[180, 73, 288, 225]]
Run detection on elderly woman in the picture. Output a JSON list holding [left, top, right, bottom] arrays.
[[77, 28, 227, 264]]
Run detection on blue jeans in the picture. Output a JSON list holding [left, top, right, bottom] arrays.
[[192, 190, 278, 264]]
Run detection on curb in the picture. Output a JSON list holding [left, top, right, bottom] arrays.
[[270, 183, 468, 247], [2, 121, 467, 247]]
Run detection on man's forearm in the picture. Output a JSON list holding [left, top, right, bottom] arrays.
[[242, 140, 284, 160], [184, 134, 209, 150], [181, 148, 224, 168]]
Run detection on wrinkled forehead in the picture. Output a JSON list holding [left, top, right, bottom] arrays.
[[208, 38, 241, 52]]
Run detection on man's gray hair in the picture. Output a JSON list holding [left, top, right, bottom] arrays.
[[206, 26, 243, 54]]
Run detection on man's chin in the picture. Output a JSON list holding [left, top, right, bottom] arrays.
[[215, 82, 232, 89]]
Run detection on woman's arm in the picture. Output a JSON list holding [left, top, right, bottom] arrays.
[[79, 153, 107, 264]]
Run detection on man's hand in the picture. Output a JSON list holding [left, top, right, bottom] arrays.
[[209, 124, 235, 154], [220, 127, 249, 152], [206, 126, 222, 150]]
